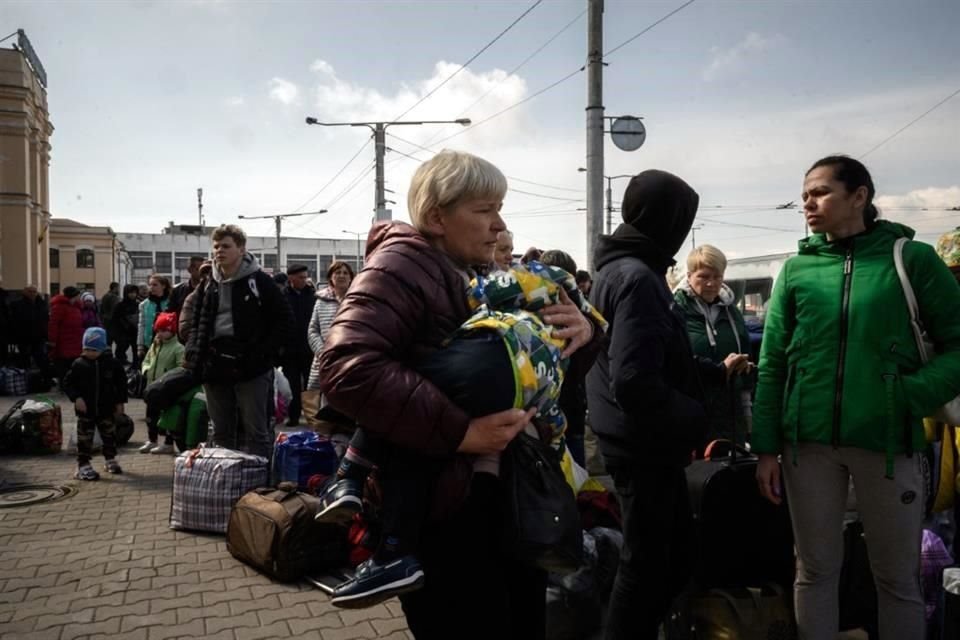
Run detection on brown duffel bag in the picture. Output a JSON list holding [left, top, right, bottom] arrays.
[[226, 482, 348, 582]]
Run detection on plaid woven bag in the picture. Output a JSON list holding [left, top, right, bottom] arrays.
[[170, 445, 269, 534]]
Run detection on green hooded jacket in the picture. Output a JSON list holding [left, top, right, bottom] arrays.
[[673, 281, 752, 439], [753, 221, 960, 476]]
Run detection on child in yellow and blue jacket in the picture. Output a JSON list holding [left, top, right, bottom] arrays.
[[313, 261, 607, 609]]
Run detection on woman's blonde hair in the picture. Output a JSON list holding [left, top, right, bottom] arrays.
[[686, 244, 727, 274], [407, 150, 507, 232]]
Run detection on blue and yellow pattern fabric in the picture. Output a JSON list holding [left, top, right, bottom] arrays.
[[456, 261, 607, 446]]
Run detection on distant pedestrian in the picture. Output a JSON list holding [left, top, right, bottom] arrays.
[[492, 229, 514, 271], [48, 286, 85, 383], [139, 312, 185, 454], [62, 327, 128, 480], [306, 261, 354, 393], [80, 292, 101, 329], [137, 275, 170, 362], [183, 225, 292, 459], [575, 269, 592, 297], [168, 256, 205, 317], [100, 282, 121, 349], [113, 285, 140, 365], [281, 264, 316, 427], [10, 285, 52, 383]]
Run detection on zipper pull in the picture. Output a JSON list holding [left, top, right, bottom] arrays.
[[844, 251, 852, 275]]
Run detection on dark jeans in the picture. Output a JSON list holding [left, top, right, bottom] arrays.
[[603, 458, 694, 640], [281, 352, 313, 424], [400, 472, 547, 640]]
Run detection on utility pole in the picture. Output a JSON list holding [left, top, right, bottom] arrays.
[[585, 0, 605, 272], [237, 210, 327, 273], [306, 117, 471, 222], [690, 224, 703, 250], [197, 188, 204, 226]]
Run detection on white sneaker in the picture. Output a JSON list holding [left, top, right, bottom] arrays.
[[150, 443, 175, 455], [139, 441, 156, 453]]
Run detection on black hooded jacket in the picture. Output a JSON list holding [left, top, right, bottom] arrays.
[[62, 351, 128, 421], [585, 170, 718, 465]]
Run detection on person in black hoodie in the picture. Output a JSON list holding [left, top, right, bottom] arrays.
[[183, 225, 293, 459], [585, 169, 748, 640], [62, 327, 128, 480], [281, 264, 316, 426]]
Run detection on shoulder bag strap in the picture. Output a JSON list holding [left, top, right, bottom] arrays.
[[893, 237, 932, 364]]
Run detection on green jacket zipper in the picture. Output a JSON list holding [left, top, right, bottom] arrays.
[[832, 248, 854, 447]]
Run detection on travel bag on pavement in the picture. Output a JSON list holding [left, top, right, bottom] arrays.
[[226, 482, 348, 582], [666, 584, 796, 640], [271, 430, 338, 491], [169, 445, 269, 534]]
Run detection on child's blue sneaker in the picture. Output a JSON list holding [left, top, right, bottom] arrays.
[[314, 478, 363, 526], [75, 464, 100, 481], [330, 554, 424, 609]]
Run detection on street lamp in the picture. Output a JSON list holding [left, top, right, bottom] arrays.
[[579, 168, 632, 234], [341, 229, 367, 273], [305, 116, 471, 222]]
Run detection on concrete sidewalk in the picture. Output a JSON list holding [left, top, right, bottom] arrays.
[[0, 392, 411, 640]]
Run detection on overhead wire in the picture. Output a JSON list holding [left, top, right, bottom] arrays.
[[418, 7, 587, 148], [860, 85, 960, 159], [390, 0, 544, 123], [288, 137, 372, 215], [603, 0, 698, 57]]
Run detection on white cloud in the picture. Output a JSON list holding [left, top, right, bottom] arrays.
[[268, 78, 300, 105], [877, 186, 960, 210], [703, 32, 784, 82], [309, 61, 528, 136], [224, 96, 244, 107], [310, 59, 335, 76]]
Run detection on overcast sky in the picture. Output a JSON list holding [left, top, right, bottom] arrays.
[[6, 0, 960, 268]]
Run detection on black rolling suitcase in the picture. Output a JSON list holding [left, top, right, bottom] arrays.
[[684, 439, 795, 589]]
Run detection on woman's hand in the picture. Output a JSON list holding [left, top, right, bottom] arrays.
[[722, 353, 750, 378], [542, 289, 594, 358], [756, 453, 783, 505], [456, 407, 536, 455]]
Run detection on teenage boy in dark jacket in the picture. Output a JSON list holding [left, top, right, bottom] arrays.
[[281, 264, 316, 426], [62, 327, 128, 480], [585, 170, 748, 640], [183, 225, 293, 459]]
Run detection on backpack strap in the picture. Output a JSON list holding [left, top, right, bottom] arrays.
[[893, 238, 932, 364]]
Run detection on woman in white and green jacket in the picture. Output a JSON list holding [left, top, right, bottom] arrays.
[[754, 155, 960, 639]]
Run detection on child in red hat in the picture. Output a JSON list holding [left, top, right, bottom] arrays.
[[139, 311, 185, 454]]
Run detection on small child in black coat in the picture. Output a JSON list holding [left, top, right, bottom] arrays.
[[62, 327, 129, 480]]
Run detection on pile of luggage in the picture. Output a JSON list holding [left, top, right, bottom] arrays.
[[0, 397, 63, 455], [0, 363, 51, 397]]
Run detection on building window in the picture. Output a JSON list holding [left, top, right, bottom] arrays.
[[129, 251, 153, 270], [78, 282, 96, 294], [155, 252, 173, 274], [50, 282, 60, 296], [76, 249, 95, 269], [287, 254, 318, 281], [49, 248, 60, 268], [262, 253, 278, 272]]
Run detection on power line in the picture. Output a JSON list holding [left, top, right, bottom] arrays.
[[506, 176, 584, 193], [390, 0, 543, 123], [604, 0, 698, 57], [701, 218, 797, 233], [860, 85, 960, 159], [290, 137, 372, 213], [418, 8, 587, 148], [431, 67, 584, 146]]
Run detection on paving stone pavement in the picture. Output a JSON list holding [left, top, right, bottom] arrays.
[[0, 392, 412, 640]]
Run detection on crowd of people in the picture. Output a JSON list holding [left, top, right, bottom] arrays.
[[3, 148, 958, 640]]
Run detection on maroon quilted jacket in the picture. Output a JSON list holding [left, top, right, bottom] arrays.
[[318, 221, 474, 452]]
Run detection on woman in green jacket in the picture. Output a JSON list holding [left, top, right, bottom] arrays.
[[754, 156, 960, 639], [673, 244, 753, 445]]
